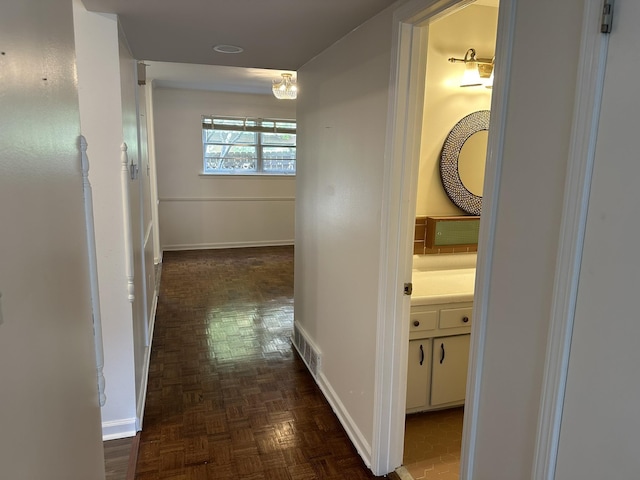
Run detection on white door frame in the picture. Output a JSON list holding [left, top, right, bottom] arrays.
[[371, 0, 516, 474]]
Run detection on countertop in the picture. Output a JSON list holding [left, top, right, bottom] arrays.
[[410, 268, 475, 306]]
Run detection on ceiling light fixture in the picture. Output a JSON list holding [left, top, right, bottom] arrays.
[[213, 44, 244, 54], [448, 48, 494, 88], [272, 73, 297, 100]]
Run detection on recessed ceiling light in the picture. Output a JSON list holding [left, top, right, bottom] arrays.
[[213, 44, 244, 54]]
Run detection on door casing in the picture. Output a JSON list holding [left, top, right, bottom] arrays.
[[371, 0, 516, 474]]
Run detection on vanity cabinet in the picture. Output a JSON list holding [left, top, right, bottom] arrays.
[[431, 334, 470, 406], [406, 302, 472, 413], [406, 340, 431, 409]]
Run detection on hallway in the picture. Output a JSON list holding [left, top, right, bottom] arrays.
[[134, 247, 390, 479]]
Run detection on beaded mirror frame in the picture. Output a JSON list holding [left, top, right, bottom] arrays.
[[439, 110, 490, 216]]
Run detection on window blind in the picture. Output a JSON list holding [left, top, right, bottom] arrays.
[[202, 116, 296, 135]]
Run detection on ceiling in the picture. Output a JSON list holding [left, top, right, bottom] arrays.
[[143, 61, 294, 95], [81, 0, 398, 71], [82, 0, 497, 94]]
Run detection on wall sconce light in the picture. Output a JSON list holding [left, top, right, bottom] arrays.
[[448, 48, 494, 88], [272, 73, 298, 100]]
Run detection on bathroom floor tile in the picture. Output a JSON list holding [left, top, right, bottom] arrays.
[[402, 407, 463, 480]]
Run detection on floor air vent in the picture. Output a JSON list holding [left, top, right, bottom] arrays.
[[292, 324, 321, 377]]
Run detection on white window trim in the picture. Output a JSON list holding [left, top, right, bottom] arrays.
[[202, 116, 296, 175]]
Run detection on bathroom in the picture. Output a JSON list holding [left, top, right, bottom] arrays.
[[401, 1, 498, 479]]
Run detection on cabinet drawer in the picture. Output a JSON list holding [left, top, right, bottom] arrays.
[[410, 309, 437, 334], [439, 307, 472, 329]]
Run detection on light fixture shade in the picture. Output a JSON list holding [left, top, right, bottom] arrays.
[[460, 61, 482, 87], [272, 73, 298, 100], [485, 68, 494, 89], [484, 57, 495, 88], [449, 49, 494, 88]]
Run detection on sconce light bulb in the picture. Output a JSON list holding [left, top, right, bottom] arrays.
[[460, 61, 482, 87]]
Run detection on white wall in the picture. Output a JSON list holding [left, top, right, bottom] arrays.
[[73, 0, 155, 439], [294, 6, 395, 462], [153, 88, 296, 250], [417, 5, 497, 217], [72, 1, 137, 439], [0, 0, 105, 478]]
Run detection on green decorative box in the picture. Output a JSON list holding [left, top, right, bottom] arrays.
[[425, 216, 480, 248]]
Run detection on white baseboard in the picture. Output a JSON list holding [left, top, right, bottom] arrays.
[[316, 371, 373, 468], [136, 293, 158, 431], [102, 293, 157, 440], [162, 240, 294, 251], [102, 418, 137, 441], [291, 322, 372, 469]]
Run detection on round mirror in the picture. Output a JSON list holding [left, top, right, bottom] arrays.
[[457, 130, 488, 197], [439, 110, 490, 215]]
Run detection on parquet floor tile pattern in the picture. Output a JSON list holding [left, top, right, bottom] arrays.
[[135, 247, 388, 480]]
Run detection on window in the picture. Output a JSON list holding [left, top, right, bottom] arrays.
[[202, 116, 296, 175]]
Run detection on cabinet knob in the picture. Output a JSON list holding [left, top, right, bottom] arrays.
[[462, 316, 469, 323], [413, 320, 420, 327]]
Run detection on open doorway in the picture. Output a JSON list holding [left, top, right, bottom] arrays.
[[401, 3, 499, 478], [371, 0, 511, 476]]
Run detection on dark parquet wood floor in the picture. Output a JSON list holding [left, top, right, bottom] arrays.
[[135, 247, 393, 480]]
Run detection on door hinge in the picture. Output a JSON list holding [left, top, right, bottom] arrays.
[[601, 0, 614, 34], [404, 282, 413, 296]]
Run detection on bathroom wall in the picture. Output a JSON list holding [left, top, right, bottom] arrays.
[[416, 5, 498, 217]]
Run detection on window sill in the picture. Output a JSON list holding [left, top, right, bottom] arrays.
[[199, 173, 296, 178]]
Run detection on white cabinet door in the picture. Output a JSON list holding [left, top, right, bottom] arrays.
[[406, 339, 431, 410], [430, 335, 470, 406]]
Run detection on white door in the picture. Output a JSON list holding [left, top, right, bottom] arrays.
[[137, 84, 157, 341], [118, 40, 149, 423], [555, 2, 640, 477]]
